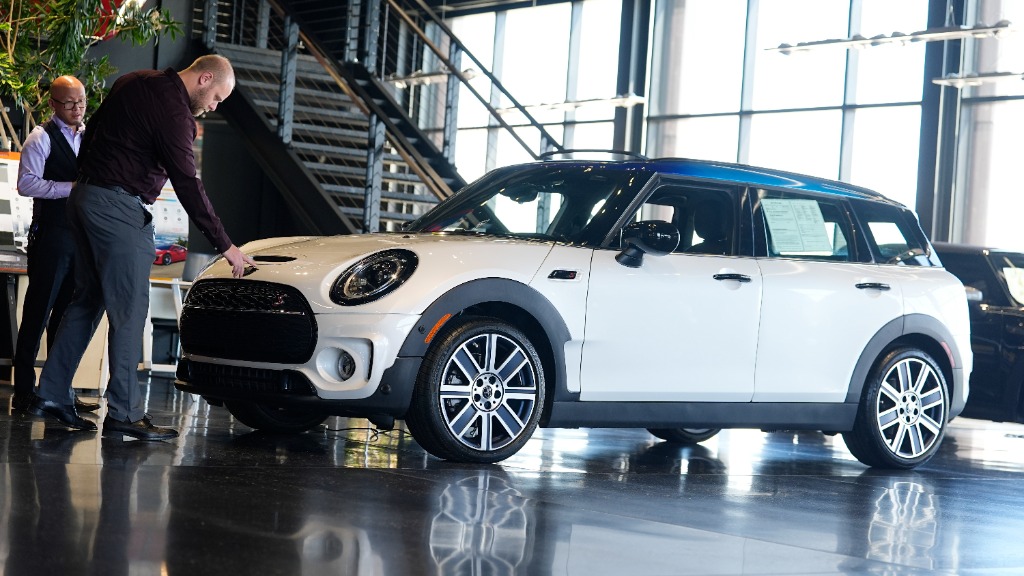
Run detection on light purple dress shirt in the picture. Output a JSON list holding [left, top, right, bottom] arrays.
[[16, 115, 84, 200]]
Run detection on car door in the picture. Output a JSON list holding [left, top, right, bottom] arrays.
[[579, 185, 762, 402], [751, 190, 904, 403]]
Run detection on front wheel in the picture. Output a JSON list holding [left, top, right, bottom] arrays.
[[842, 347, 948, 469], [224, 400, 327, 434], [647, 428, 720, 444], [405, 317, 545, 463]]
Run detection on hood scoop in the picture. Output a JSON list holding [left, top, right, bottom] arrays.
[[252, 255, 297, 262]]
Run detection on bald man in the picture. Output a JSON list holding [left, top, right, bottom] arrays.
[[13, 76, 100, 414], [29, 55, 255, 440]]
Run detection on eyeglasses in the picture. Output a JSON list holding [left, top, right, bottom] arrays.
[[51, 98, 87, 110]]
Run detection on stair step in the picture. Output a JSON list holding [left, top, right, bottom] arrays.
[[323, 184, 439, 204], [215, 43, 333, 82], [291, 141, 404, 163], [250, 99, 366, 122], [305, 161, 427, 184], [237, 78, 355, 107]]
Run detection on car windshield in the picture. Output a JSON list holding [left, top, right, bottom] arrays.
[[989, 251, 1024, 306], [406, 163, 651, 243]]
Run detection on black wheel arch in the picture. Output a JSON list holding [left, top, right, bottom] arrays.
[[846, 314, 968, 418], [396, 278, 572, 420]]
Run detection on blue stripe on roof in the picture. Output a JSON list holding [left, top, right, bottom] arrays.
[[535, 158, 895, 203]]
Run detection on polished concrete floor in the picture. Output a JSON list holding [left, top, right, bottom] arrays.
[[1, 378, 1023, 576]]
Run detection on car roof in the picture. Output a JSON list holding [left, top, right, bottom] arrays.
[[529, 157, 898, 204], [933, 241, 1022, 256]]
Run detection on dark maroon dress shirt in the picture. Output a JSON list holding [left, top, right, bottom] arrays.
[[78, 68, 233, 252]]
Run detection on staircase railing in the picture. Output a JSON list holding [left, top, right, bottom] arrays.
[[193, 0, 565, 229], [374, 0, 565, 167]]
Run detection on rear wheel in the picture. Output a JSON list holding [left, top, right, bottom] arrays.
[[224, 400, 327, 433], [406, 317, 545, 463], [647, 428, 721, 444], [842, 347, 948, 469]]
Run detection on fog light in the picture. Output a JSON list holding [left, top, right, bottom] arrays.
[[337, 350, 356, 381]]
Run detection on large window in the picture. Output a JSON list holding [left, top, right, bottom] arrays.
[[647, 0, 928, 212]]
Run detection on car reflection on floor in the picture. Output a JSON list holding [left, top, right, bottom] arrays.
[[2, 380, 1024, 575]]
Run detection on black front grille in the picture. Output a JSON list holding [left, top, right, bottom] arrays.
[[178, 360, 316, 395], [181, 280, 317, 363]]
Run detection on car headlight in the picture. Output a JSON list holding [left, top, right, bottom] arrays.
[[330, 249, 419, 305]]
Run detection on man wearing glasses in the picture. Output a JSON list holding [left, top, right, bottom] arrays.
[[12, 75, 100, 415]]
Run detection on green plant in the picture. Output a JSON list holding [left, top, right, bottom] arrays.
[[0, 0, 182, 127]]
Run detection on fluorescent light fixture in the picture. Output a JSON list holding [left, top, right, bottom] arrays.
[[385, 68, 477, 89], [769, 20, 1014, 55], [494, 93, 646, 114], [932, 71, 1024, 88]]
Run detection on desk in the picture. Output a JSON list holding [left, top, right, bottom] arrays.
[[0, 250, 184, 391], [0, 250, 29, 382]]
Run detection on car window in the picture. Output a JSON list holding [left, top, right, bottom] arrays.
[[938, 250, 1007, 306], [622, 186, 737, 255], [406, 164, 650, 244], [755, 190, 857, 262], [988, 251, 1024, 307], [851, 200, 931, 265]]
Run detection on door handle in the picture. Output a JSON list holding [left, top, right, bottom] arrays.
[[855, 282, 891, 291], [713, 273, 751, 283]]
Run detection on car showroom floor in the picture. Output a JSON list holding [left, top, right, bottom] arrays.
[[1, 377, 1023, 576]]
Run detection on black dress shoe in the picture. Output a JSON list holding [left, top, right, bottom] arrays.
[[102, 416, 178, 441], [12, 392, 38, 412], [27, 397, 98, 431], [74, 396, 101, 412]]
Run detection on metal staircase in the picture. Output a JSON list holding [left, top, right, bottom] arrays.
[[194, 0, 563, 235]]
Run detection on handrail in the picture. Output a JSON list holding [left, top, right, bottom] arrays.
[[387, 0, 564, 159]]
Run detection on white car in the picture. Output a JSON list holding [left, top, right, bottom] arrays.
[[175, 158, 972, 469]]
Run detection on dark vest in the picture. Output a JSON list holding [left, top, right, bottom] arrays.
[[36, 119, 77, 224]]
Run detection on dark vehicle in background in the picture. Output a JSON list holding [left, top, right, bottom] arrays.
[[933, 242, 1024, 423]]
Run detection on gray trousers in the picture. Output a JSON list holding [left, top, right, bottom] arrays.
[[37, 182, 154, 422]]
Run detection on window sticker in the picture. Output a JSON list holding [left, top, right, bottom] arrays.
[[1003, 267, 1024, 305], [762, 198, 834, 254]]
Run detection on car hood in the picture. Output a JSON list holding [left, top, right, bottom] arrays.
[[197, 233, 558, 313]]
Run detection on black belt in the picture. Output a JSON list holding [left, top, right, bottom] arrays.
[[77, 176, 135, 197]]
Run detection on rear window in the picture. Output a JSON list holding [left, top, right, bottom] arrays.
[[851, 200, 932, 266]]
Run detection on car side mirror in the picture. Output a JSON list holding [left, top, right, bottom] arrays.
[[964, 285, 984, 303], [615, 220, 680, 268]]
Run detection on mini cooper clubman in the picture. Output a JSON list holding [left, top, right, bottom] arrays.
[[174, 158, 972, 469]]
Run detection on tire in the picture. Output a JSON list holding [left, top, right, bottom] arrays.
[[161, 253, 172, 265], [842, 347, 949, 469], [224, 400, 327, 434], [405, 316, 545, 463], [647, 428, 720, 444]]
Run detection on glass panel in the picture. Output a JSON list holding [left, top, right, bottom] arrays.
[[454, 127, 490, 183], [752, 0, 849, 110], [646, 116, 739, 162], [853, 0, 928, 104], [968, 0, 1024, 98], [501, 4, 572, 125], [566, 121, 615, 152], [452, 13, 497, 129], [574, 0, 621, 122], [650, 0, 746, 115], [748, 110, 841, 178], [958, 100, 1024, 250], [848, 105, 921, 209]]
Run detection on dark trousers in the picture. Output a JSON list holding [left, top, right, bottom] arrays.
[[12, 215, 75, 396], [37, 183, 154, 422]]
